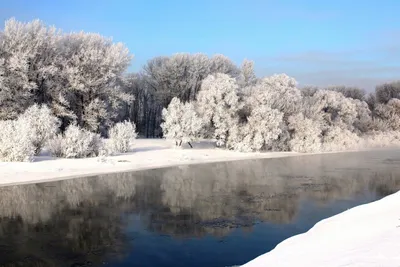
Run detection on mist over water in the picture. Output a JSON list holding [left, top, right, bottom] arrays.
[[0, 150, 400, 267]]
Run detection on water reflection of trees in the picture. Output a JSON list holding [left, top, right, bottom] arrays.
[[0, 150, 400, 266]]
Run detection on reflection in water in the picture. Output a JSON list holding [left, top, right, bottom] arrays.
[[0, 150, 400, 267]]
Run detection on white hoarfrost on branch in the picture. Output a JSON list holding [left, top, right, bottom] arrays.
[[0, 119, 36, 162], [309, 90, 358, 131], [161, 97, 203, 147], [0, 18, 133, 133], [247, 74, 302, 116], [238, 59, 257, 87], [374, 98, 400, 131], [363, 130, 400, 148], [108, 121, 137, 153], [197, 73, 242, 147], [288, 113, 322, 153], [18, 104, 61, 154], [322, 126, 361, 152], [48, 124, 103, 158], [228, 106, 283, 152]]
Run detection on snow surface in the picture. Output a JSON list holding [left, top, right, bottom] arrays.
[[0, 138, 298, 187], [242, 190, 400, 267]]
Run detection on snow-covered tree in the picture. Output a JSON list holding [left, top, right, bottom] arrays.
[[308, 90, 358, 131], [48, 124, 103, 158], [238, 59, 257, 87], [288, 113, 322, 153], [143, 53, 240, 106], [363, 130, 400, 148], [55, 32, 132, 132], [247, 74, 302, 116], [374, 98, 400, 131], [228, 106, 283, 152], [197, 73, 242, 147], [18, 104, 61, 154], [325, 85, 366, 101], [321, 126, 361, 152], [0, 19, 41, 119], [161, 97, 203, 147], [0, 120, 36, 162], [208, 54, 240, 77], [241, 73, 302, 150], [0, 18, 133, 133], [108, 121, 137, 153], [375, 81, 400, 104]]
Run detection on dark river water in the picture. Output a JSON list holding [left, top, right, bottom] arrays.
[[1, 150, 400, 267]]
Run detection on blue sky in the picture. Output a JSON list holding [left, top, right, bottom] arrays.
[[1, 0, 399, 90]]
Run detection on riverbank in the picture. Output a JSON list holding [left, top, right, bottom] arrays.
[[0, 138, 302, 187], [242, 190, 400, 267]]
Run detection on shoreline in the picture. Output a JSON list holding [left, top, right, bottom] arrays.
[[0, 139, 375, 188], [241, 190, 400, 267]]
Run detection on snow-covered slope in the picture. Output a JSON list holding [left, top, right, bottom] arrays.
[[242, 191, 400, 267]]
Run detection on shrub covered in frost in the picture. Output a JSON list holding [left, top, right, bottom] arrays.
[[48, 124, 103, 158], [288, 114, 322, 153], [321, 126, 361, 152], [161, 97, 203, 146], [108, 121, 137, 153], [362, 130, 400, 148], [18, 104, 60, 154], [0, 120, 36, 162]]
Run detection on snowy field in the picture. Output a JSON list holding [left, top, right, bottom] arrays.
[[0, 138, 298, 187], [242, 190, 400, 267]]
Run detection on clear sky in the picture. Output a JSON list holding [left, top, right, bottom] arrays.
[[1, 0, 399, 90]]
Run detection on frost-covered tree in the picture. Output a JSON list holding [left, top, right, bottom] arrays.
[[0, 18, 133, 133], [247, 74, 302, 116], [0, 104, 60, 161], [208, 54, 240, 77], [242, 73, 302, 150], [363, 130, 400, 148], [228, 106, 283, 152], [375, 81, 400, 104], [321, 126, 361, 152], [325, 85, 366, 101], [143, 53, 240, 105], [0, 18, 45, 119], [0, 120, 36, 162], [374, 98, 400, 131], [108, 121, 137, 153], [136, 53, 241, 137], [197, 73, 242, 147], [161, 97, 203, 147], [55, 32, 132, 132], [18, 104, 60, 154], [238, 59, 257, 87], [48, 124, 103, 158], [287, 113, 321, 153], [300, 86, 319, 97], [308, 90, 358, 131], [301, 90, 370, 151]]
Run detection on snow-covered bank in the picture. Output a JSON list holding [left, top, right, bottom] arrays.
[[0, 139, 300, 187], [242, 191, 400, 267]]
